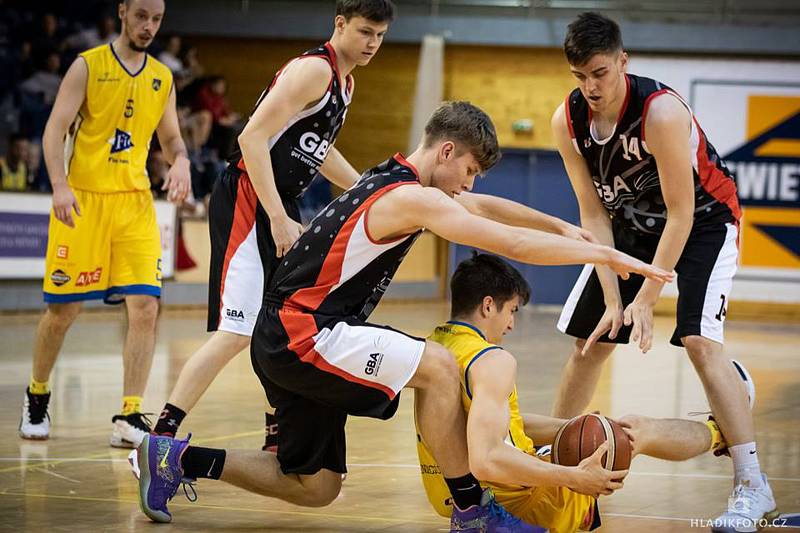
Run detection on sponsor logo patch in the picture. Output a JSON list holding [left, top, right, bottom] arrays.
[[108, 128, 134, 154], [153, 78, 161, 91], [50, 269, 71, 286], [56, 245, 69, 259], [364, 352, 384, 376], [225, 308, 245, 321], [75, 267, 103, 287]]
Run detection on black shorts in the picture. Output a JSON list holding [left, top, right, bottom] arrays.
[[558, 222, 739, 347], [207, 167, 300, 334], [250, 305, 426, 475]]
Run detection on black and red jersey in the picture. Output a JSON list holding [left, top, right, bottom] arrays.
[[566, 73, 741, 235], [266, 154, 421, 320], [229, 42, 352, 199]]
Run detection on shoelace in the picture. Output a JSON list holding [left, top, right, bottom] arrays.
[[27, 393, 50, 424], [181, 479, 198, 502], [129, 412, 155, 433]]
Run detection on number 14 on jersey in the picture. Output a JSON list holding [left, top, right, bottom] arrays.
[[620, 134, 642, 161]]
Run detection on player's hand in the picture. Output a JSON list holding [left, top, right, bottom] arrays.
[[560, 222, 598, 243], [162, 157, 191, 204], [624, 298, 655, 353], [605, 248, 674, 283], [572, 442, 628, 498], [582, 303, 624, 355], [270, 214, 304, 257], [52, 182, 81, 228]]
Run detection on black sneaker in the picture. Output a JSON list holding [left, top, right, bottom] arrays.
[[20, 388, 51, 440], [110, 412, 153, 449]]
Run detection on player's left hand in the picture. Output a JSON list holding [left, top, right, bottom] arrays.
[[623, 298, 655, 353], [560, 222, 597, 243], [162, 157, 191, 204]]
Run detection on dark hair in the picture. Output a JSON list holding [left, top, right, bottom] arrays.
[[424, 101, 501, 173], [564, 12, 623, 66], [450, 252, 531, 317], [336, 0, 396, 23]]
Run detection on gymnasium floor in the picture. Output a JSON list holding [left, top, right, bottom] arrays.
[[1, 302, 798, 532]]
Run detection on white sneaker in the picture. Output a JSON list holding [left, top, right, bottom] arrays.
[[19, 388, 51, 440], [110, 413, 152, 448], [711, 475, 778, 532], [128, 449, 141, 479]]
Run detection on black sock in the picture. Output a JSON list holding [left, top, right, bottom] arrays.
[[263, 412, 279, 450], [444, 473, 483, 510], [181, 446, 226, 480], [153, 403, 186, 436]]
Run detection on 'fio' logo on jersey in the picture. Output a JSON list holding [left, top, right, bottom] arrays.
[[109, 129, 134, 154]]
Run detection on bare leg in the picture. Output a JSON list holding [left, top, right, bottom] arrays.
[[122, 295, 159, 397], [683, 336, 753, 446], [220, 450, 342, 507], [551, 340, 616, 418], [408, 341, 470, 478], [31, 303, 82, 382], [619, 414, 711, 461], [167, 330, 250, 412]]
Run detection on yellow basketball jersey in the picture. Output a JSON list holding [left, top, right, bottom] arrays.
[[66, 43, 172, 193], [417, 321, 536, 516]]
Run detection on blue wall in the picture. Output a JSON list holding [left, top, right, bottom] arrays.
[[449, 148, 582, 306]]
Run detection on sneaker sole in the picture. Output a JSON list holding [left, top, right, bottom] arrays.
[[19, 432, 49, 441], [110, 438, 136, 449], [137, 437, 171, 523]]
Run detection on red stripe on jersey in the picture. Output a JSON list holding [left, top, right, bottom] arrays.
[[218, 173, 259, 322], [693, 117, 742, 222], [617, 74, 631, 125], [564, 94, 576, 139], [287, 181, 417, 312], [640, 88, 671, 144], [278, 309, 396, 399], [393, 152, 420, 178]]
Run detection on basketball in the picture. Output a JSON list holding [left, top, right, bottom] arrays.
[[551, 414, 632, 471]]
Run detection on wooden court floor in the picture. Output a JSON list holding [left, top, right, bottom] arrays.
[[1, 302, 798, 532]]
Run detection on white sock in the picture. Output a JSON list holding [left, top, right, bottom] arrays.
[[730, 442, 762, 488]]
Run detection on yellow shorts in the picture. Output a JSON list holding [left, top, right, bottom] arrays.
[[494, 484, 596, 533], [43, 189, 162, 303]]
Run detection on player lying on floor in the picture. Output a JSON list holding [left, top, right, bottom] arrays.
[[417, 253, 748, 533]]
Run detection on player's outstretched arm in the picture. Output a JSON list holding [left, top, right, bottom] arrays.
[[156, 84, 191, 203], [468, 350, 624, 497], [319, 146, 360, 189], [520, 413, 569, 445], [407, 186, 673, 282], [455, 192, 595, 242], [237, 57, 331, 256], [42, 58, 87, 228]]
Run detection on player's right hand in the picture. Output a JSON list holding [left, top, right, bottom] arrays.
[[582, 304, 624, 355], [270, 215, 304, 257], [606, 248, 674, 283], [52, 182, 81, 228], [573, 442, 628, 498]]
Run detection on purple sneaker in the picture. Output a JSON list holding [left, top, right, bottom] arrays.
[[137, 433, 194, 523], [450, 488, 546, 532]]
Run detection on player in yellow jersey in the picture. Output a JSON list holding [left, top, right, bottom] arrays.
[[19, 0, 190, 447], [417, 253, 750, 532]]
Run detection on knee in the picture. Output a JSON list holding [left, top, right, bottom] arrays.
[[683, 336, 720, 369], [126, 297, 160, 326], [45, 303, 82, 330], [418, 342, 460, 389], [296, 477, 342, 507]]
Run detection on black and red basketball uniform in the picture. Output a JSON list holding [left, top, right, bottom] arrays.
[[208, 42, 353, 335], [250, 154, 425, 475], [558, 74, 742, 346]]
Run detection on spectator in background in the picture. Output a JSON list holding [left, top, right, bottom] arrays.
[[0, 133, 31, 191], [193, 75, 240, 158], [63, 13, 118, 51], [31, 13, 62, 65], [20, 51, 62, 107], [158, 35, 183, 74]]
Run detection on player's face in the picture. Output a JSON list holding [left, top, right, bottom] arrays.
[[336, 16, 389, 66], [486, 295, 521, 344], [570, 51, 628, 114], [119, 0, 165, 52], [431, 142, 482, 198]]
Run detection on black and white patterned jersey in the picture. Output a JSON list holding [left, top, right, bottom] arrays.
[[566, 73, 741, 235], [266, 154, 421, 320], [230, 42, 352, 199]]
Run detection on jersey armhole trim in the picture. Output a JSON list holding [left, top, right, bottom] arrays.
[[641, 89, 691, 144], [363, 182, 420, 245], [464, 345, 503, 399]]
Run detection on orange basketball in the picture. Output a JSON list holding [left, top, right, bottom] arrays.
[[551, 414, 632, 471]]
